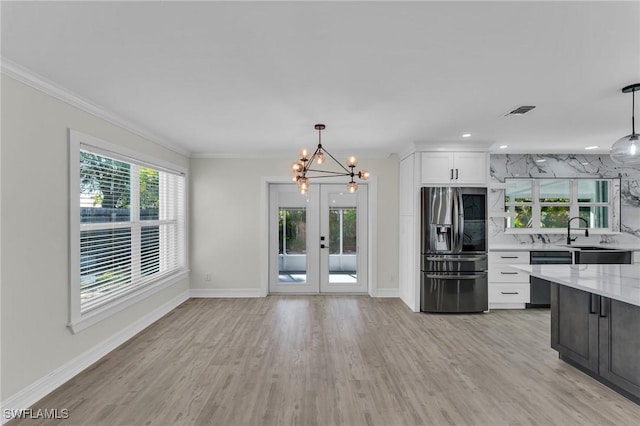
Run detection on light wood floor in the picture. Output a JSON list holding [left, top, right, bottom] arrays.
[[11, 297, 640, 425]]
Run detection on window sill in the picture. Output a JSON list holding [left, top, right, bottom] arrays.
[[68, 269, 189, 334]]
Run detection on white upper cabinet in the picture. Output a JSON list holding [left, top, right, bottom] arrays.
[[420, 152, 487, 186]]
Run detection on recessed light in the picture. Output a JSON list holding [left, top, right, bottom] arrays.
[[499, 145, 508, 149], [462, 133, 471, 138], [535, 159, 546, 163], [584, 146, 599, 150]]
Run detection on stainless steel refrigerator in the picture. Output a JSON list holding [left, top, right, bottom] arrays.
[[420, 187, 488, 313]]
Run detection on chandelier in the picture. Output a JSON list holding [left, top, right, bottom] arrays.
[[292, 124, 370, 194], [610, 83, 640, 165]]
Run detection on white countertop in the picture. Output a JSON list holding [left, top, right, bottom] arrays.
[[512, 264, 640, 307], [490, 243, 640, 252]]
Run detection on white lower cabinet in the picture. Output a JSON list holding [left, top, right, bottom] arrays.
[[488, 251, 530, 309]]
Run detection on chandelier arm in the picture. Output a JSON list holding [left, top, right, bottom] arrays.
[[322, 147, 353, 174], [305, 169, 351, 176], [302, 173, 352, 179]]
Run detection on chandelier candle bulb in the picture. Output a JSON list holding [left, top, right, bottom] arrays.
[[347, 156, 358, 167]]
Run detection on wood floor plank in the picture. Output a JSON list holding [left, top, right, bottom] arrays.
[[8, 296, 640, 425]]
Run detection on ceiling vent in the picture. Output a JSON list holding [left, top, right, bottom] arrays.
[[504, 105, 536, 116]]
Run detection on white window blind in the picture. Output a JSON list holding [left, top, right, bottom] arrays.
[[70, 130, 187, 331]]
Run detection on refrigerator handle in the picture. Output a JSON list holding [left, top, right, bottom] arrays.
[[453, 188, 464, 252], [452, 188, 458, 252]]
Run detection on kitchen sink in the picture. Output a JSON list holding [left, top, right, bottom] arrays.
[[574, 250, 632, 264]]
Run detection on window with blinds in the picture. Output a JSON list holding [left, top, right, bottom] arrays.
[[70, 130, 187, 331]]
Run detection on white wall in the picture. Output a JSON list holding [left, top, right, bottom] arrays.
[[190, 156, 400, 294], [0, 75, 190, 401]]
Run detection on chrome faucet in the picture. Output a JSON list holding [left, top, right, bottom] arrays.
[[567, 216, 589, 245]]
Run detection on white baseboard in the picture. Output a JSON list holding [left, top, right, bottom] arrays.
[[190, 288, 264, 298], [0, 291, 189, 424], [374, 288, 400, 298]]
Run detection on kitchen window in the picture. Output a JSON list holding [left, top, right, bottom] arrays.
[[504, 178, 617, 233], [69, 130, 187, 333]]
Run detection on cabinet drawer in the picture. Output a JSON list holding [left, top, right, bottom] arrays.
[[489, 265, 530, 283], [489, 283, 530, 303], [489, 251, 529, 264]]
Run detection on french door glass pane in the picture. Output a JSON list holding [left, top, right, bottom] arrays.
[[329, 206, 357, 284], [278, 208, 307, 283]]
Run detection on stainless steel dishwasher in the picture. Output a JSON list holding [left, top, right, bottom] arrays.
[[527, 251, 572, 308]]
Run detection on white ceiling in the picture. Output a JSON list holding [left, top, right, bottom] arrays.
[[2, 1, 639, 158]]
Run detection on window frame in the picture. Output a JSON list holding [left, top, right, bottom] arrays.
[[504, 177, 618, 234], [69, 129, 189, 333]]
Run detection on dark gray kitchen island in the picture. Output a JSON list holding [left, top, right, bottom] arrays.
[[514, 264, 640, 404]]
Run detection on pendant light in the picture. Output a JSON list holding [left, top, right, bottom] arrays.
[[610, 83, 640, 165], [292, 124, 370, 194]]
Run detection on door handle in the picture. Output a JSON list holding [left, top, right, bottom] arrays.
[[455, 168, 459, 179], [599, 297, 608, 318], [500, 272, 518, 275], [450, 169, 454, 180], [590, 294, 598, 314], [501, 291, 519, 295]]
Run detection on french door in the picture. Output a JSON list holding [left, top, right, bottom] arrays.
[[269, 183, 368, 294]]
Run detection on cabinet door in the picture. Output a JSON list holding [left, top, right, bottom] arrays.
[[598, 298, 640, 399], [453, 152, 487, 185], [550, 283, 599, 373], [421, 152, 454, 185]]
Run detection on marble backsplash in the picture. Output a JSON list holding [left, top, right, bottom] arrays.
[[489, 154, 640, 246]]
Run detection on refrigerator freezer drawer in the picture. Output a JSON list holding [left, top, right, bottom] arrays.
[[421, 255, 488, 273], [421, 273, 488, 313]]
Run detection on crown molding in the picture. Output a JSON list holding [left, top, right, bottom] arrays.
[[191, 149, 394, 160], [1, 57, 191, 157]]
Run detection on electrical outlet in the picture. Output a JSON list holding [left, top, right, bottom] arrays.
[[205, 273, 211, 282]]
